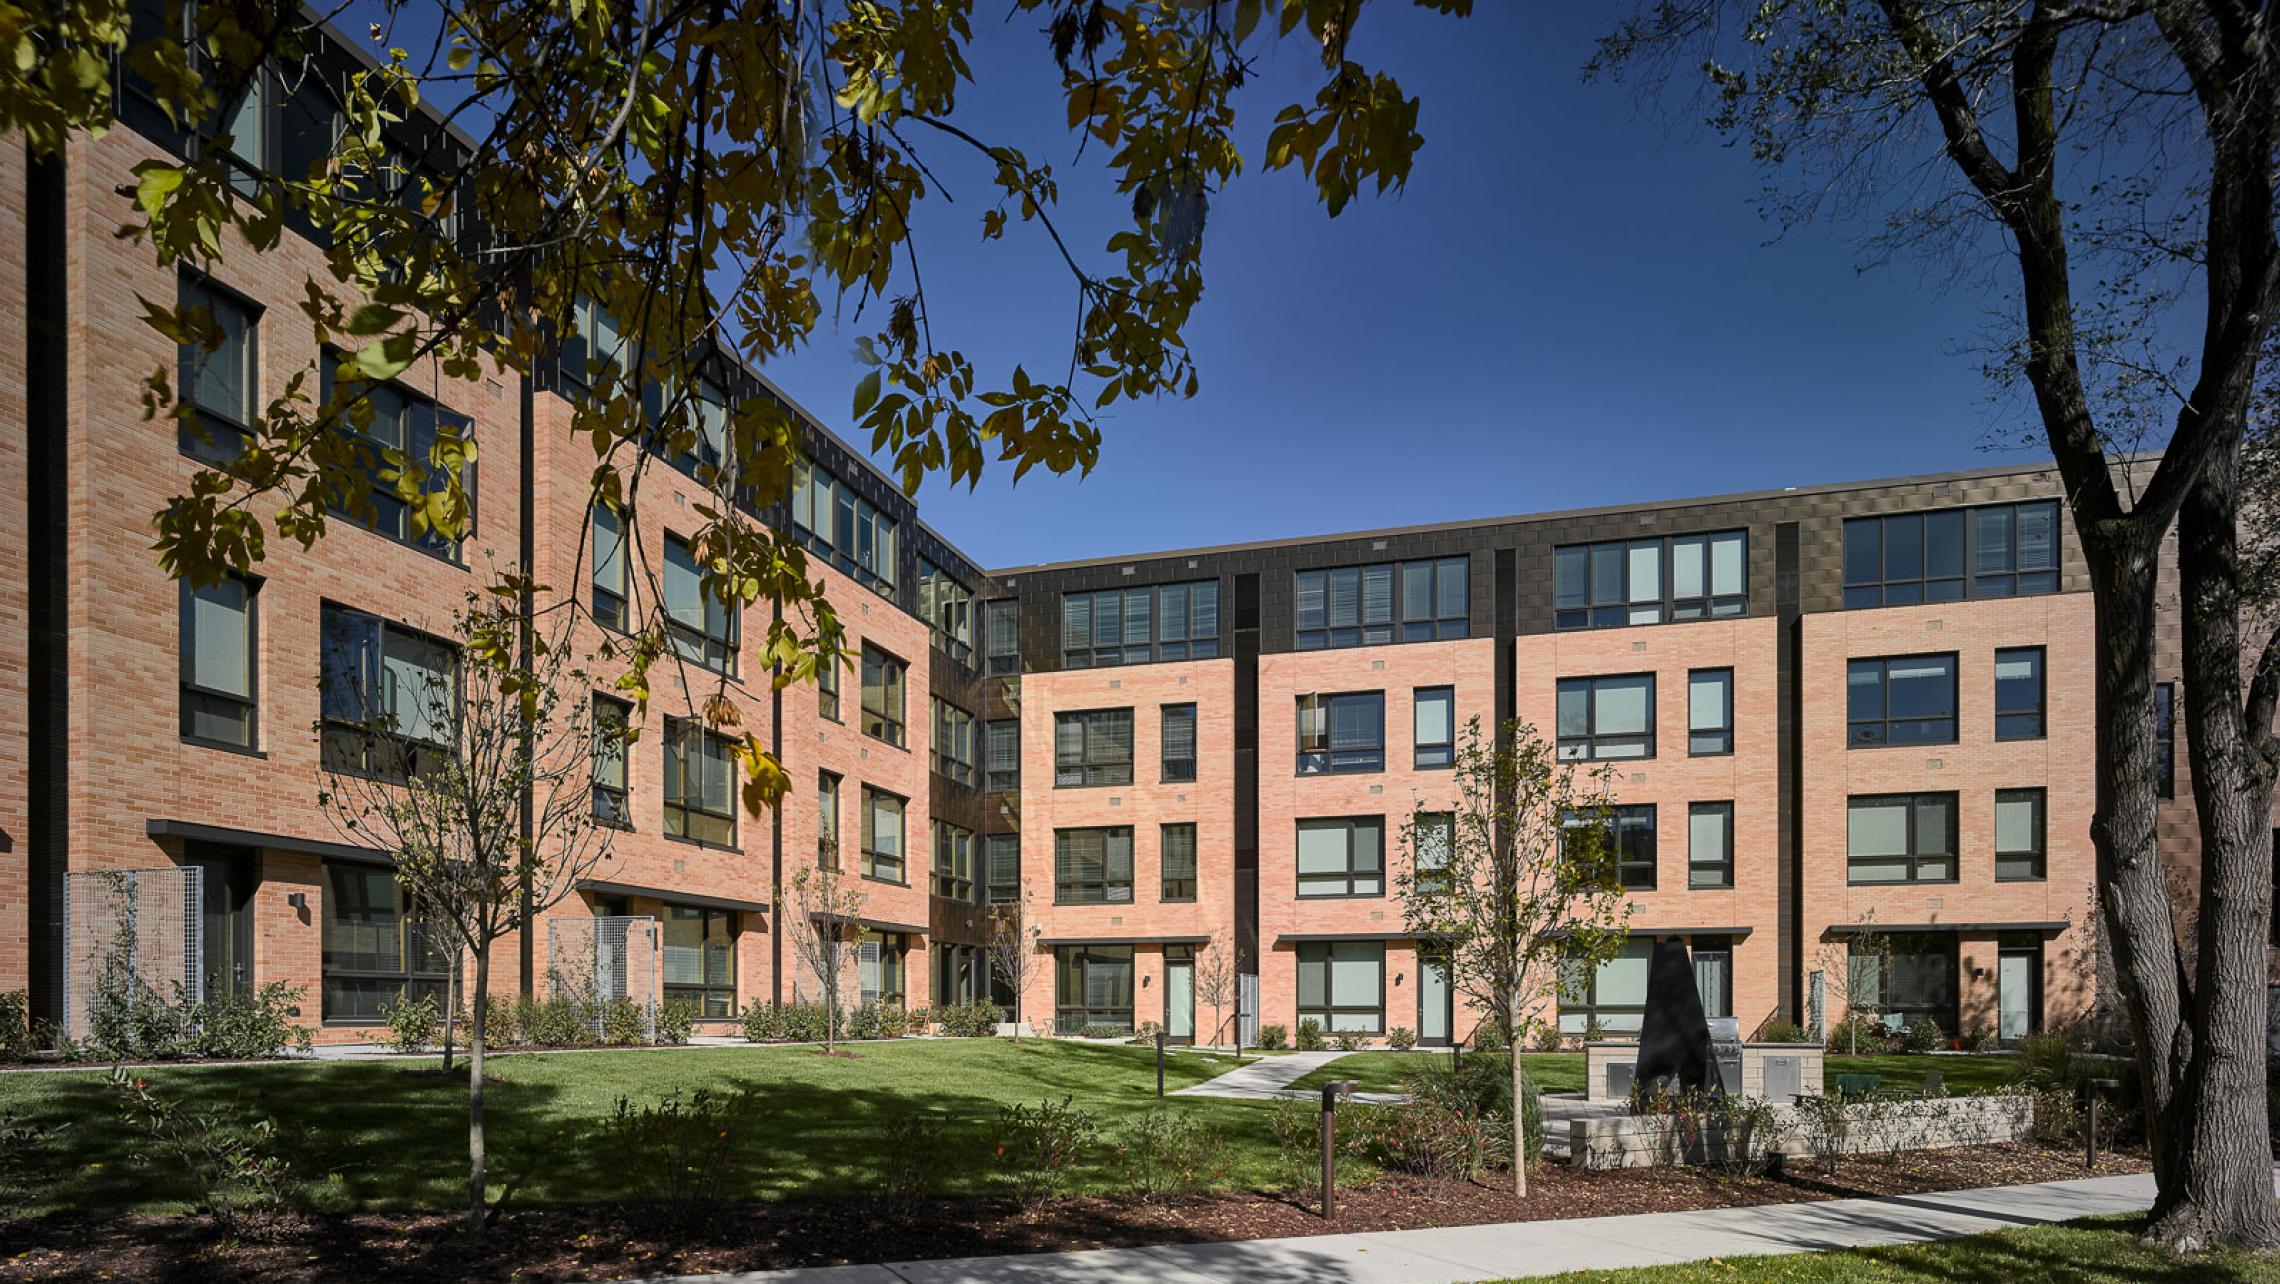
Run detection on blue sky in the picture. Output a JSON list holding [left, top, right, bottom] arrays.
[[755, 5, 2055, 569]]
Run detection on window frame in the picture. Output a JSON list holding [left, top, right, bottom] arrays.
[[817, 770, 842, 869], [790, 454, 899, 594], [1296, 940, 1387, 1034], [1687, 668, 1734, 756], [590, 693, 632, 828], [860, 643, 908, 748], [1842, 500, 2060, 608], [931, 697, 977, 786], [1846, 653, 1959, 748], [661, 902, 738, 1018], [1294, 557, 1470, 651], [1554, 530, 1748, 630], [319, 602, 458, 782], [1295, 816, 1387, 898], [1556, 673, 1656, 761], [1060, 579, 1221, 667], [985, 718, 1021, 791], [1160, 702, 1199, 783], [319, 860, 451, 1023], [933, 820, 977, 902], [817, 648, 842, 722], [1054, 943, 1135, 1034], [1994, 647, 2047, 741], [919, 559, 976, 663], [1297, 690, 1387, 775], [662, 716, 738, 849], [1413, 811, 1454, 896], [590, 503, 629, 632], [984, 833, 1021, 904], [321, 350, 476, 564], [1687, 801, 1734, 890], [2155, 683, 2177, 799], [179, 572, 260, 752], [1054, 707, 1135, 788], [1054, 825, 1136, 905], [663, 531, 739, 676], [176, 269, 262, 466], [1413, 686, 1455, 769], [1160, 822, 1199, 902], [1995, 787, 2047, 882], [983, 599, 1022, 675], [1846, 791, 1960, 885], [860, 785, 909, 884]]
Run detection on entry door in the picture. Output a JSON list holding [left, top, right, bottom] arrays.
[[1999, 948, 2039, 1040], [1419, 958, 1453, 1046], [189, 848, 256, 999], [1164, 956, 1195, 1043]]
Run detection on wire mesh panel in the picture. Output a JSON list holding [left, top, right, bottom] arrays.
[[64, 867, 204, 1040], [1808, 969, 1827, 1039], [545, 915, 658, 1042], [1238, 971, 1260, 1047]]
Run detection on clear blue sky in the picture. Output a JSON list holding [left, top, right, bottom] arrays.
[[754, 5, 2053, 570]]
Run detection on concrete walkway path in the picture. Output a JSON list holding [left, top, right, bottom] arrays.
[[624, 1170, 2243, 1284], [1168, 1050, 1351, 1100]]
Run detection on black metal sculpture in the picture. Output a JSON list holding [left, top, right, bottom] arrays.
[[1633, 936, 1713, 1096]]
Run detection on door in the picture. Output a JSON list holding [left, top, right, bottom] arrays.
[[188, 847, 256, 1000], [1419, 957, 1453, 1046], [1164, 954, 1195, 1043], [1998, 947, 2039, 1040]]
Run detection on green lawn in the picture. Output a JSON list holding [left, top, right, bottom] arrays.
[[1823, 1053, 2016, 1095], [1287, 1051, 1586, 1095], [1530, 1216, 2280, 1282], [0, 1039, 1293, 1216]]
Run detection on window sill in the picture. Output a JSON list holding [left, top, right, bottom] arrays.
[[663, 831, 739, 853], [1160, 897, 1198, 905], [183, 735, 268, 760], [335, 517, 472, 571], [1687, 750, 1735, 760], [860, 873, 910, 888], [1993, 733, 2048, 744], [1161, 774, 1199, 786], [1688, 882, 1735, 892], [1846, 877, 1961, 887], [1052, 779, 1136, 790], [1295, 765, 1388, 778], [1844, 739, 1959, 751], [1994, 875, 2047, 884], [862, 732, 910, 753], [592, 816, 635, 833], [1294, 890, 1389, 901]]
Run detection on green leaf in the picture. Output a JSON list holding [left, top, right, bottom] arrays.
[[353, 332, 418, 382], [345, 303, 405, 336], [852, 369, 883, 417], [132, 162, 185, 215]]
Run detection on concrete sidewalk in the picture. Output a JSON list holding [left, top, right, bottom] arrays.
[[1169, 1050, 1413, 1104], [624, 1170, 2217, 1284]]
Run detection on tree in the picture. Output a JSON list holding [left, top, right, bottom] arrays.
[[1592, 2, 2279, 1248], [985, 892, 1036, 1041], [1815, 918, 1893, 1057], [317, 584, 613, 1234], [1193, 933, 1237, 1050], [1396, 717, 1631, 1196], [789, 864, 865, 1053]]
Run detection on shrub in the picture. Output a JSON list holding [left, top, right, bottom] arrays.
[[1074, 1022, 1127, 1039], [598, 997, 649, 1046], [2009, 1029, 2077, 1090], [1825, 1013, 1889, 1055], [197, 983, 312, 1060], [1470, 1022, 1510, 1053], [382, 989, 442, 1055], [518, 995, 594, 1048], [0, 991, 35, 1062], [1583, 1016, 1609, 1043], [1256, 1024, 1288, 1051], [1961, 1025, 1997, 1052], [740, 999, 783, 1042], [933, 1001, 1004, 1038], [1129, 1020, 1167, 1045], [0, 1110, 66, 1198], [111, 1066, 299, 1236], [656, 999, 699, 1046], [876, 1112, 963, 1213], [1900, 1018, 1946, 1054], [1295, 1018, 1325, 1051], [1267, 1098, 1319, 1192], [1530, 1021, 1566, 1054], [1791, 1093, 1852, 1174], [1751, 1018, 1810, 1044], [603, 1088, 755, 1208], [1629, 1086, 1782, 1177], [2032, 1086, 2083, 1144], [1112, 1108, 1232, 1199], [995, 1097, 1098, 1209], [1386, 1026, 1417, 1051], [1331, 1029, 1366, 1052]]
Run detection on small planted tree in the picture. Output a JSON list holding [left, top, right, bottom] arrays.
[[791, 864, 866, 1053], [985, 893, 1035, 1042], [1818, 916, 1893, 1057], [1397, 717, 1630, 1197], [1193, 935, 1236, 1051], [318, 584, 614, 1233]]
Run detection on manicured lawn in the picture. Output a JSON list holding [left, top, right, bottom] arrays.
[[1824, 1053, 2016, 1095], [0, 1039, 1290, 1216], [1530, 1216, 2280, 1282], [1287, 1051, 1586, 1095]]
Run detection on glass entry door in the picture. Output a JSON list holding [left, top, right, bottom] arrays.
[[1164, 951, 1195, 1043], [1999, 946, 2039, 1040], [1419, 957, 1453, 1046], [188, 847, 256, 1000]]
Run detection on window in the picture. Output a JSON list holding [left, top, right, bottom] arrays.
[[1295, 558, 1468, 650], [556, 294, 627, 396], [591, 695, 630, 826], [790, 455, 898, 592], [984, 599, 1021, 675], [861, 786, 907, 882], [985, 834, 1021, 904], [1055, 826, 1135, 904], [1556, 674, 1654, 760], [1297, 941, 1386, 1034], [1055, 944, 1134, 1033], [1297, 691, 1386, 774], [1060, 580, 1220, 667], [1847, 792, 1958, 883], [321, 862, 450, 1021], [1995, 648, 2045, 741], [1688, 668, 1733, 755], [324, 353, 474, 560], [1847, 654, 1957, 747], [1555, 531, 1746, 629], [2155, 683, 2176, 799], [1296, 817, 1385, 897], [1414, 686, 1455, 769], [663, 718, 736, 847], [934, 942, 986, 1007], [1692, 937, 1734, 1019], [1996, 788, 2046, 881], [1559, 939, 1651, 1035], [663, 904, 736, 1018], [1606, 805, 1659, 890], [178, 273, 259, 465], [1688, 802, 1733, 889], [859, 931, 908, 1006], [817, 771, 841, 868], [860, 644, 907, 747], [591, 503, 629, 631], [1842, 501, 2058, 608], [931, 698, 976, 785], [1161, 703, 1198, 782], [664, 533, 738, 674], [1856, 934, 1958, 1035], [817, 649, 841, 721], [985, 719, 1021, 790], [1413, 811, 1454, 895], [1055, 708, 1134, 787], [649, 378, 729, 484], [180, 574, 257, 749], [934, 821, 976, 901], [320, 604, 455, 780], [1160, 823, 1198, 901], [919, 559, 974, 662]]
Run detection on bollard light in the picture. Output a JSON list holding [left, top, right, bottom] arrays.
[[1319, 1078, 1357, 1219], [2085, 1077, 2121, 1170]]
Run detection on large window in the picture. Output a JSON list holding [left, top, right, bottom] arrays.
[[321, 862, 450, 1022], [1555, 531, 1746, 630], [790, 455, 898, 591], [861, 786, 907, 882], [663, 718, 736, 847], [1560, 939, 1651, 1036], [817, 770, 841, 868], [325, 353, 474, 560], [931, 698, 976, 786], [1556, 674, 1654, 760], [664, 533, 738, 674], [1842, 501, 2058, 608], [1055, 944, 1134, 1033], [1297, 691, 1385, 774], [1413, 811, 1454, 895], [1995, 647, 2046, 741], [178, 272, 260, 465], [1996, 788, 2046, 881], [919, 559, 975, 662], [1610, 805, 1658, 890], [1297, 941, 1386, 1033], [1055, 826, 1135, 904], [934, 821, 976, 902], [591, 503, 628, 631], [984, 599, 1021, 675], [985, 834, 1021, 904], [1688, 668, 1733, 756], [1060, 580, 1221, 667], [859, 931, 909, 1006], [1847, 792, 1957, 884], [1846, 654, 1957, 747], [1855, 934, 1958, 1034], [1295, 558, 1468, 650], [180, 574, 257, 750], [1055, 708, 1134, 787], [1161, 823, 1199, 901], [320, 604, 455, 780], [817, 648, 841, 721], [985, 718, 1021, 790], [1414, 686, 1455, 769], [1161, 703, 1198, 783], [1692, 937, 1734, 1019], [860, 644, 907, 747], [663, 904, 736, 1018], [648, 379, 728, 484], [591, 694, 630, 826], [1688, 802, 1733, 889], [2155, 683, 2176, 799], [1296, 817, 1385, 897]]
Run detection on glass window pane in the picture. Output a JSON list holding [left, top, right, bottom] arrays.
[[1689, 806, 1729, 861], [1709, 531, 1745, 596], [1925, 511, 1964, 578], [1595, 675, 1651, 735], [1843, 520, 1881, 586], [1975, 507, 2014, 574], [2017, 502, 2058, 572], [1882, 514, 1923, 581], [1995, 792, 2036, 852], [1671, 535, 1705, 600], [1557, 681, 1589, 738], [1415, 689, 1452, 743], [1627, 542, 1660, 603], [1555, 547, 1588, 609], [1848, 799, 1909, 858], [1296, 823, 1347, 874], [1688, 670, 1727, 731], [1597, 945, 1650, 1007], [1437, 558, 1467, 620], [188, 578, 250, 697], [1590, 543, 1624, 606]]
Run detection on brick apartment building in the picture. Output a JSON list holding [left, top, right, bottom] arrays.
[[0, 18, 2214, 1050]]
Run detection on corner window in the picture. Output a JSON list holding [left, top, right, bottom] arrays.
[[919, 559, 975, 663], [324, 353, 474, 561], [663, 718, 736, 848], [817, 770, 841, 868], [591, 503, 628, 631], [1055, 708, 1134, 787], [1296, 941, 1385, 1033], [1847, 792, 1957, 884], [1297, 691, 1386, 774], [1688, 802, 1733, 889], [931, 698, 976, 786], [1555, 531, 1745, 630], [860, 786, 907, 882], [664, 533, 738, 675], [1556, 674, 1654, 760], [933, 821, 976, 902], [1060, 580, 1220, 667], [1161, 703, 1198, 783], [1995, 788, 2046, 881], [1687, 668, 1733, 756], [1296, 816, 1385, 897], [591, 694, 630, 826], [1295, 558, 1468, 650], [1414, 686, 1455, 769], [860, 644, 907, 747], [320, 604, 455, 780], [1995, 648, 2046, 741], [180, 574, 257, 749], [985, 719, 1020, 791], [1160, 823, 1199, 901], [1846, 654, 1957, 747], [1842, 501, 2058, 608], [1055, 826, 1134, 904], [662, 904, 736, 1018], [177, 272, 260, 465], [321, 862, 451, 1022], [790, 455, 898, 593]]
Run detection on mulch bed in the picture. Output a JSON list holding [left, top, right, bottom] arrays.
[[0, 1141, 2148, 1283]]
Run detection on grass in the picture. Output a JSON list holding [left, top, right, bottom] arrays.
[[1529, 1216, 2280, 1282], [1286, 1051, 1586, 1095], [1823, 1053, 2016, 1095], [0, 1038, 1297, 1217]]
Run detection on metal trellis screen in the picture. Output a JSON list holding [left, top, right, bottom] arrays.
[[64, 866, 204, 1040], [1238, 971, 1259, 1047], [545, 915, 658, 1042]]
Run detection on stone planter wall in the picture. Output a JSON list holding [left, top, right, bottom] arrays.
[[1584, 1041, 1825, 1103], [1569, 1093, 2037, 1171]]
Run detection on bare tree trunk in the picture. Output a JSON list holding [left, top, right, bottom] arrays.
[[467, 947, 490, 1235], [441, 963, 459, 1073], [1510, 995, 1528, 1198]]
